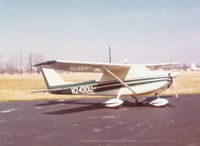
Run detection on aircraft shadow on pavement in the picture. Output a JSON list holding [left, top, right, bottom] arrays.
[[35, 97, 174, 115], [44, 103, 105, 115], [35, 100, 80, 106]]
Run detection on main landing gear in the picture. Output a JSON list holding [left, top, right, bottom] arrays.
[[103, 93, 124, 108], [149, 93, 169, 107]]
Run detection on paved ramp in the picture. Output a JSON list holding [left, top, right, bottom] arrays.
[[0, 95, 200, 146]]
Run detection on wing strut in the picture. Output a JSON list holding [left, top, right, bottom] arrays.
[[103, 67, 138, 102]]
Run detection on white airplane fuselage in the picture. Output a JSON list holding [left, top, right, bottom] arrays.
[[96, 75, 172, 97], [36, 62, 180, 107]]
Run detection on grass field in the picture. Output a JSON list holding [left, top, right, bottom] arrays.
[[0, 71, 200, 102]]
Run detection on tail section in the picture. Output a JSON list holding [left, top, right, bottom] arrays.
[[41, 68, 66, 89]]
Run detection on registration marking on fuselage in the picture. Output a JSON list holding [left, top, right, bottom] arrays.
[[71, 85, 94, 94]]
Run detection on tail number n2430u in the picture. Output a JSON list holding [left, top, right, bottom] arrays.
[[71, 85, 94, 94]]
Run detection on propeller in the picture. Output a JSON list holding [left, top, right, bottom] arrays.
[[172, 76, 178, 98], [169, 72, 180, 98]]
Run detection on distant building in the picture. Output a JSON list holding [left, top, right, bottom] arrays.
[[187, 63, 200, 71]]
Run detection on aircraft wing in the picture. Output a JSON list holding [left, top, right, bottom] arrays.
[[34, 60, 131, 73], [145, 63, 180, 70], [34, 60, 180, 71]]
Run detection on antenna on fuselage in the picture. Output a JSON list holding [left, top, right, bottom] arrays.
[[109, 46, 112, 63]]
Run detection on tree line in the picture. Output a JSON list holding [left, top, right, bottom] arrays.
[[0, 53, 46, 74]]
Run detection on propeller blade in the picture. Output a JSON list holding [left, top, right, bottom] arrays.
[[169, 72, 179, 98], [174, 77, 178, 98], [173, 77, 178, 98]]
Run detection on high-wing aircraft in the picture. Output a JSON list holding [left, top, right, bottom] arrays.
[[34, 60, 180, 108]]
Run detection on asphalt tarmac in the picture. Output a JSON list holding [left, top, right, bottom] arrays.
[[0, 94, 200, 146]]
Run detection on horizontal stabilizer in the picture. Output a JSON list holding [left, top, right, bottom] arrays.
[[146, 63, 180, 70]]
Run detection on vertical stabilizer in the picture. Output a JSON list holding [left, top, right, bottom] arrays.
[[41, 68, 66, 89]]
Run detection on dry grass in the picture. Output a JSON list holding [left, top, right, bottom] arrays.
[[0, 71, 200, 102], [163, 71, 200, 95], [0, 73, 101, 102]]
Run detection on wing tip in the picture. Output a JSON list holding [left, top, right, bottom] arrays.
[[34, 60, 57, 67]]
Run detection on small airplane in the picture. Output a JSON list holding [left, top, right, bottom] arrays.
[[34, 60, 180, 108]]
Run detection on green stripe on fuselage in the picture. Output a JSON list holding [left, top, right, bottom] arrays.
[[48, 80, 97, 90], [95, 78, 171, 92], [48, 76, 171, 93]]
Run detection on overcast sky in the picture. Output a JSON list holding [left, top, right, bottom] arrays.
[[0, 0, 200, 64]]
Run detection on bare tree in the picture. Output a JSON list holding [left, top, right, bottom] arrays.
[[19, 53, 23, 74], [181, 64, 189, 71], [0, 55, 3, 74], [24, 53, 46, 74], [5, 58, 15, 74], [28, 53, 33, 74], [13, 55, 19, 74], [0, 53, 46, 74], [32, 53, 46, 74]]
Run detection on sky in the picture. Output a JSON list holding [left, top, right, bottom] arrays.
[[0, 0, 200, 64]]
